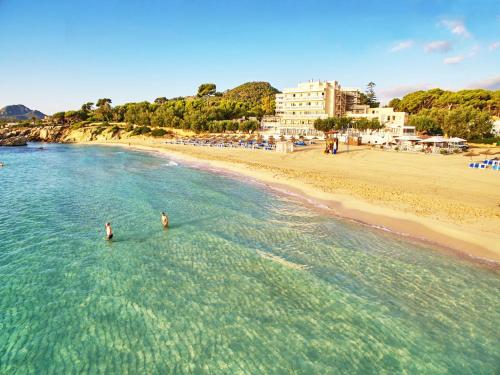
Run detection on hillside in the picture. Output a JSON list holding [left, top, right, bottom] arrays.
[[223, 82, 279, 108], [389, 89, 500, 116], [0, 104, 46, 120]]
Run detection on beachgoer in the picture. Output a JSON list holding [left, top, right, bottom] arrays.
[[105, 222, 113, 240], [0, 162, 4, 167], [161, 212, 169, 228]]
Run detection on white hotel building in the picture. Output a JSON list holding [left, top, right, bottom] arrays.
[[262, 80, 411, 139]]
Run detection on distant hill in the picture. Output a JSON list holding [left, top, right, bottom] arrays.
[[0, 104, 46, 120], [223, 82, 279, 107]]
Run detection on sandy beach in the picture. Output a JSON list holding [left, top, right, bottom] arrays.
[[89, 138, 500, 263]]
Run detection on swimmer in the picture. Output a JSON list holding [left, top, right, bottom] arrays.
[[0, 162, 4, 167], [105, 222, 113, 240], [161, 212, 169, 228]]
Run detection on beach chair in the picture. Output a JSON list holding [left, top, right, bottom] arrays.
[[492, 165, 500, 171]]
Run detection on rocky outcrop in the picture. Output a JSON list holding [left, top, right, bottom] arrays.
[[0, 125, 127, 146], [0, 135, 27, 146], [0, 126, 70, 146]]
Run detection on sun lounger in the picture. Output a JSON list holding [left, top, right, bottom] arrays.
[[469, 163, 487, 169]]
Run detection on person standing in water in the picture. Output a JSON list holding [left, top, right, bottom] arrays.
[[161, 212, 169, 228], [105, 222, 113, 240]]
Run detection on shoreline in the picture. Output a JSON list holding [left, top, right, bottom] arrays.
[[85, 139, 500, 265]]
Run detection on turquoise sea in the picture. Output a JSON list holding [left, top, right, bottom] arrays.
[[0, 144, 499, 374]]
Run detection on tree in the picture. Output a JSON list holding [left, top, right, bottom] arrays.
[[239, 120, 259, 132], [95, 98, 113, 121], [387, 98, 401, 110], [52, 112, 65, 125], [314, 116, 352, 132], [314, 118, 336, 132], [365, 82, 379, 108], [261, 95, 275, 115], [96, 98, 112, 108], [408, 114, 442, 135], [81, 102, 94, 112], [442, 107, 492, 140], [154, 97, 167, 105], [197, 83, 216, 97]]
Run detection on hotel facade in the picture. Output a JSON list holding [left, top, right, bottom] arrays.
[[262, 80, 410, 138]]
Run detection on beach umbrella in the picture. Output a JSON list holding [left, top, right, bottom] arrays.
[[479, 149, 496, 156], [463, 151, 480, 160]]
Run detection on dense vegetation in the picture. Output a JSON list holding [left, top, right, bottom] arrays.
[[388, 88, 499, 139], [47, 82, 277, 134]]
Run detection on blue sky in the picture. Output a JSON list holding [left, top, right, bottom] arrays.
[[0, 0, 498, 114]]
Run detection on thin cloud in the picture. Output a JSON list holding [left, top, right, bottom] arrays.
[[440, 19, 471, 37], [389, 40, 414, 52], [425, 40, 452, 53], [489, 41, 500, 51], [443, 55, 464, 65], [468, 45, 481, 57], [467, 76, 500, 90]]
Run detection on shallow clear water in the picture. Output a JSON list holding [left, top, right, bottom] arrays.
[[0, 144, 499, 374]]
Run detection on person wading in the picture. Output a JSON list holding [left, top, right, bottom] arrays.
[[161, 212, 169, 228], [105, 222, 113, 240]]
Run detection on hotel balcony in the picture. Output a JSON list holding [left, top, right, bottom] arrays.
[[280, 96, 325, 102], [281, 113, 327, 119]]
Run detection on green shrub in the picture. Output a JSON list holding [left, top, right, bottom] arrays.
[[131, 126, 151, 136], [151, 128, 167, 137], [109, 125, 120, 135], [125, 124, 134, 132], [70, 122, 86, 130], [440, 149, 448, 155], [469, 136, 500, 144], [94, 126, 106, 135]]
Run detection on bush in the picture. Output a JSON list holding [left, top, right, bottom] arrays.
[[131, 126, 151, 136], [238, 120, 259, 132], [125, 124, 134, 132], [440, 149, 448, 155], [70, 121, 87, 130], [109, 125, 120, 135], [151, 128, 167, 137], [94, 126, 106, 135], [468, 136, 500, 144]]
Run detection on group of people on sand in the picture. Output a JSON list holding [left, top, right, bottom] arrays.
[[104, 212, 169, 241], [325, 138, 339, 155]]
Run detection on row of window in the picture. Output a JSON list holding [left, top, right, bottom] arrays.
[[282, 92, 325, 98], [278, 102, 324, 107]]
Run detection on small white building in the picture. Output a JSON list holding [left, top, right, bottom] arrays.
[[493, 119, 500, 135]]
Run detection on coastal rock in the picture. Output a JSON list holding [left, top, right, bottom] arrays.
[[0, 135, 28, 146]]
